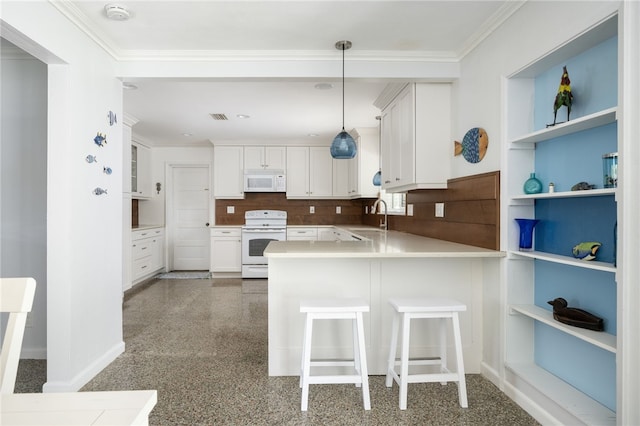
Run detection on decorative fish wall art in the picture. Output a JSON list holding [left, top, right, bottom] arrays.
[[454, 127, 488, 163]]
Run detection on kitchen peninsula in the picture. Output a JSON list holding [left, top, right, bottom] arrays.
[[265, 227, 505, 376]]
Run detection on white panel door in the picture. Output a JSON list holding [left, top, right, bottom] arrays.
[[172, 166, 210, 270]]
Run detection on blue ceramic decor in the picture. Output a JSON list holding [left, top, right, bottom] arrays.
[[515, 218, 539, 251], [523, 172, 543, 194]]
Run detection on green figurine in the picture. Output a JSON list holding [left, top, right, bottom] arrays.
[[548, 65, 573, 127]]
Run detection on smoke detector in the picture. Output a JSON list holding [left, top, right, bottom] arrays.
[[104, 4, 130, 21]]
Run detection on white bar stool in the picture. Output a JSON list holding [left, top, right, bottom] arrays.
[[385, 298, 468, 410], [299, 298, 371, 411]]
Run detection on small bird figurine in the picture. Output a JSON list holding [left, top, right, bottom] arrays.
[[548, 66, 573, 127], [572, 241, 601, 261], [547, 297, 604, 331]]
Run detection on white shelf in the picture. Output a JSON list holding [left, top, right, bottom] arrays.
[[511, 188, 616, 201], [510, 107, 617, 145], [505, 362, 616, 426], [509, 250, 616, 273], [510, 304, 616, 353]]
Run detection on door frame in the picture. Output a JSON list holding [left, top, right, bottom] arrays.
[[165, 162, 212, 272]]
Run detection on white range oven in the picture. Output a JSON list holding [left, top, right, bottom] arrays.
[[241, 210, 287, 278]]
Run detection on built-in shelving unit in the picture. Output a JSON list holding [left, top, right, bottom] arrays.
[[503, 13, 619, 425]]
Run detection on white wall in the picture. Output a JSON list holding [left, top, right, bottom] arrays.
[[0, 44, 48, 359], [2, 2, 125, 391]]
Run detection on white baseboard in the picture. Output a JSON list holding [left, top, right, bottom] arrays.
[[42, 341, 125, 392]]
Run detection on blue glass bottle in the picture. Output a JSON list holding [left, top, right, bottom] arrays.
[[523, 172, 543, 194]]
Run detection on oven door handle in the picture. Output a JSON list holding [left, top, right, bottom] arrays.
[[243, 228, 285, 233]]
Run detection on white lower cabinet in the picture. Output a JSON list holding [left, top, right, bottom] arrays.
[[210, 227, 242, 273], [132, 227, 165, 284], [286, 227, 318, 241]]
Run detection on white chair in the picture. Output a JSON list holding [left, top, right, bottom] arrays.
[[299, 298, 371, 411], [1, 277, 36, 394], [385, 298, 468, 410]]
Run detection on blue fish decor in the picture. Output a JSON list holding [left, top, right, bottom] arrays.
[[94, 132, 107, 147], [572, 241, 601, 261], [454, 127, 488, 163]]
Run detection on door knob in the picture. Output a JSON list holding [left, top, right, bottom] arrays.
[[206, 223, 210, 227]]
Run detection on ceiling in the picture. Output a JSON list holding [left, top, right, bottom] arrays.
[[45, 1, 520, 147]]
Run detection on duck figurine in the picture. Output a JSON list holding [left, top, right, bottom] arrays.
[[547, 297, 604, 331]]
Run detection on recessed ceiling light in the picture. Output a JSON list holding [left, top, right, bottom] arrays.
[[236, 114, 250, 119], [104, 4, 131, 21], [308, 133, 319, 137], [122, 82, 137, 90], [182, 132, 193, 137], [314, 83, 333, 90]]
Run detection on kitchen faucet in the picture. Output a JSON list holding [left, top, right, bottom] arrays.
[[372, 199, 388, 231]]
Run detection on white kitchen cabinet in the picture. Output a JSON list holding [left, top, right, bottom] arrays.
[[347, 127, 380, 198], [210, 227, 242, 273], [503, 15, 618, 425], [317, 227, 337, 241], [379, 83, 450, 191], [132, 227, 165, 284], [244, 146, 286, 170], [286, 227, 318, 241], [131, 141, 152, 199], [286, 146, 332, 198], [214, 146, 244, 199]]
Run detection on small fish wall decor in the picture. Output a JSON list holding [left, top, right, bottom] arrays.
[[93, 187, 108, 196], [103, 166, 113, 175], [94, 132, 107, 147], [107, 110, 117, 126], [86, 155, 98, 163], [454, 127, 488, 163]]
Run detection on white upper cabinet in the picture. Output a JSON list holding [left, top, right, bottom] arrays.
[[244, 146, 286, 170], [286, 146, 332, 198], [214, 146, 244, 199], [131, 141, 152, 199], [378, 83, 451, 191]]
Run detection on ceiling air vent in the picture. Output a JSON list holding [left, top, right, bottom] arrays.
[[210, 113, 228, 121]]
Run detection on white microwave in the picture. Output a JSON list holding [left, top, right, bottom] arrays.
[[244, 170, 286, 192]]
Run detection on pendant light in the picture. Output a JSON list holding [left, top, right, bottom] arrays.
[[372, 115, 382, 186], [330, 40, 357, 159]]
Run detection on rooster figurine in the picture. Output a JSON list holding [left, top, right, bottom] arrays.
[[548, 65, 573, 127]]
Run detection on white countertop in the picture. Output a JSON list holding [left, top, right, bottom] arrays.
[[132, 224, 164, 231], [265, 226, 505, 259]]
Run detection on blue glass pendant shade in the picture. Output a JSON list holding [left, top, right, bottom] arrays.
[[372, 170, 382, 186], [330, 129, 357, 159]]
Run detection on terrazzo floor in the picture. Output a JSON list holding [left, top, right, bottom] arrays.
[[16, 277, 540, 425]]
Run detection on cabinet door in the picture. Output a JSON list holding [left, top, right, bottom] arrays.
[[243, 146, 264, 170], [397, 87, 415, 187], [264, 146, 286, 170], [131, 142, 151, 198], [380, 110, 393, 188], [309, 147, 332, 197], [332, 157, 350, 197], [214, 146, 244, 198], [286, 147, 310, 197], [123, 124, 132, 193], [150, 230, 165, 272], [210, 237, 241, 272]]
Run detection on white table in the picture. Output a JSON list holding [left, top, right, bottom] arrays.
[[1, 390, 157, 426]]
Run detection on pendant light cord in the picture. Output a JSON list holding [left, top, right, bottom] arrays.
[[341, 43, 345, 131]]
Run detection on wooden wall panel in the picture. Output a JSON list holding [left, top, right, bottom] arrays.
[[215, 192, 369, 226], [399, 171, 500, 249]]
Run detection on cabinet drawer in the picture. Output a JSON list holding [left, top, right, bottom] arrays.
[[132, 240, 152, 259], [211, 228, 241, 238], [287, 228, 318, 240], [133, 256, 152, 280]]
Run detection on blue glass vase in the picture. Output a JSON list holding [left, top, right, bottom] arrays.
[[515, 218, 539, 251], [523, 172, 543, 194]]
